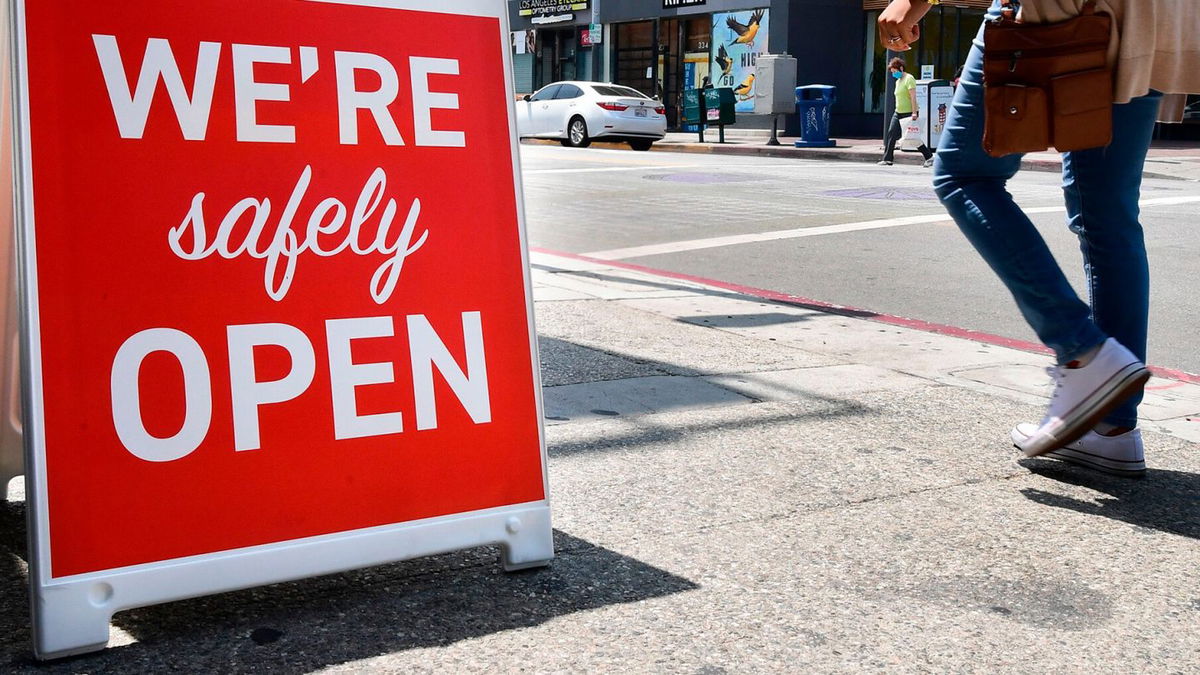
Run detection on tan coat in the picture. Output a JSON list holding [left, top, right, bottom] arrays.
[[1019, 0, 1199, 114]]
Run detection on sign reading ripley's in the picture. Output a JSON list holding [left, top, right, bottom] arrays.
[[10, 0, 550, 659]]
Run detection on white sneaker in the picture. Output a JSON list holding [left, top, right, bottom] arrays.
[[1015, 338, 1150, 458], [1011, 423, 1146, 477], [876, 160, 893, 166], [922, 158, 934, 168]]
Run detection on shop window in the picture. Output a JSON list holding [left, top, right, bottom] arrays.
[[684, 18, 710, 54], [863, 7, 985, 113]]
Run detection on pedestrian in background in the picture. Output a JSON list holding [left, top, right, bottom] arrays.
[[878, 0, 1200, 475], [878, 57, 934, 167]]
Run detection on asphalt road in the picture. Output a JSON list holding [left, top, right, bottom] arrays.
[[520, 143, 1200, 374]]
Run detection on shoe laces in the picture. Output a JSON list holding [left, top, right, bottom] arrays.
[[1045, 365, 1065, 399]]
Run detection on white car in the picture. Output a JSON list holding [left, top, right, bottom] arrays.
[[516, 81, 667, 151]]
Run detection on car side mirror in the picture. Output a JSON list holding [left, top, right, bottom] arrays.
[[523, 94, 531, 102]]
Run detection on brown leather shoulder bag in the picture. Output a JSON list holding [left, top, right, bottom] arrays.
[[982, 0, 1114, 157]]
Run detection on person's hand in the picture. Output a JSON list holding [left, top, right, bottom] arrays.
[[878, 0, 934, 51], [912, 112, 919, 121]]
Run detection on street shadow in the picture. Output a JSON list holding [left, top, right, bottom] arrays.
[[1, 527, 697, 673], [0, 501, 31, 667], [548, 405, 873, 459], [538, 329, 879, 450], [1018, 460, 1200, 540], [538, 335, 682, 387], [684, 312, 817, 329]]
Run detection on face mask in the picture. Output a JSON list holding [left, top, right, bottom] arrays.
[[892, 71, 903, 80]]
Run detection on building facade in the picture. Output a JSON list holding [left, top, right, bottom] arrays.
[[509, 1, 1196, 138], [509, 0, 991, 136]]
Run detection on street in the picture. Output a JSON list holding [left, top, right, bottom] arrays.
[[521, 144, 1200, 374]]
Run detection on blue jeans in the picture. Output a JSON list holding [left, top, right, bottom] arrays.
[[932, 11, 1162, 427]]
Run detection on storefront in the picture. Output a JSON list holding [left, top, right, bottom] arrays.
[[509, 1, 600, 94], [606, 1, 790, 129], [609, 16, 718, 127], [510, 1, 1197, 140]]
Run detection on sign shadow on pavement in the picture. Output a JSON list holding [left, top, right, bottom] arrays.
[[536, 329, 879, 438], [548, 407, 872, 461], [0, 516, 697, 672]]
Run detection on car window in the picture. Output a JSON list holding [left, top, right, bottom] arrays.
[[555, 84, 583, 100], [530, 84, 561, 102], [590, 85, 648, 99]]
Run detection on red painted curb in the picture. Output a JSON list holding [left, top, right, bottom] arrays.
[[532, 247, 1200, 386]]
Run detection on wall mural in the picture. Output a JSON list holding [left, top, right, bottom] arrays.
[[711, 8, 768, 113]]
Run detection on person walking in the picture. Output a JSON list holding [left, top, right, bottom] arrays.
[[878, 0, 1200, 475], [878, 57, 934, 167]]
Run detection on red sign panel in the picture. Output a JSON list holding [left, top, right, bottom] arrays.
[[23, 0, 544, 578]]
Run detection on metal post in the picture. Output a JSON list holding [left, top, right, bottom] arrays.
[[767, 115, 781, 145], [651, 18, 660, 99], [719, 124, 725, 143], [884, 50, 894, 151], [591, 0, 601, 82]]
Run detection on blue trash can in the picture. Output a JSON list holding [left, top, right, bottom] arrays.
[[794, 85, 837, 148]]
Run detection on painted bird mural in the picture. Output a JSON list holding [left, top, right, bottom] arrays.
[[727, 9, 765, 47], [715, 44, 733, 78], [733, 73, 755, 100]]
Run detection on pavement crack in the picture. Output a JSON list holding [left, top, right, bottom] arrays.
[[665, 469, 1031, 538]]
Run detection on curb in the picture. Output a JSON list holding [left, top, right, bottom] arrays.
[[519, 138, 1186, 180], [533, 246, 1200, 387]]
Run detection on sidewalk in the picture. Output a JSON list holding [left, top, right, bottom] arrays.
[[525, 132, 1200, 181], [4, 249, 1195, 672]]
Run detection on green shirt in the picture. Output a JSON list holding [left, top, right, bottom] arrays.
[[894, 72, 917, 114]]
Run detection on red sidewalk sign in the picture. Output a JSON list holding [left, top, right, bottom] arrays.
[[8, 0, 551, 659]]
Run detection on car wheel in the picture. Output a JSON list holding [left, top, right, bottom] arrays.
[[629, 139, 654, 152], [566, 117, 591, 148]]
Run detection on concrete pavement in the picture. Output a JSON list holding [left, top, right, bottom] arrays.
[[525, 132, 1200, 181], [2, 248, 1197, 671]]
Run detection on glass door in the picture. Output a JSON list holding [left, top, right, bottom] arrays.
[[614, 21, 655, 97]]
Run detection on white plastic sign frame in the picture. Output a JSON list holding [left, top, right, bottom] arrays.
[[8, 0, 551, 660]]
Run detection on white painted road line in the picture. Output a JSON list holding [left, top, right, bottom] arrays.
[[582, 196, 1200, 261], [524, 164, 704, 175], [523, 162, 852, 175]]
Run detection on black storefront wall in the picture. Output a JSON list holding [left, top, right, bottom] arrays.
[[786, 0, 874, 138]]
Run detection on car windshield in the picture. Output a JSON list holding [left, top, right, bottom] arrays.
[[590, 85, 649, 99]]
